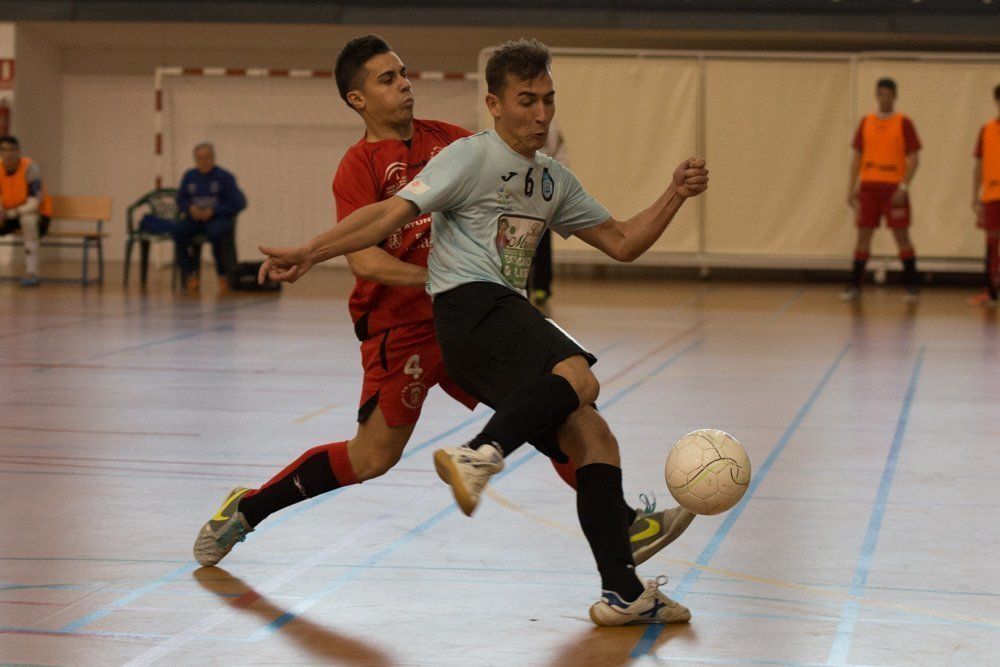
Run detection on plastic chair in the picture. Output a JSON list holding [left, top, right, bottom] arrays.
[[123, 188, 179, 287]]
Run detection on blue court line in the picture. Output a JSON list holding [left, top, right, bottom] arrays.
[[631, 340, 853, 659], [827, 347, 925, 666], [248, 447, 540, 640], [49, 332, 688, 636], [60, 562, 193, 632], [600, 338, 703, 412], [767, 288, 805, 323], [248, 334, 704, 639], [82, 324, 234, 362]]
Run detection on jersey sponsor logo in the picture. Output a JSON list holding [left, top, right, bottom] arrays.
[[496, 214, 546, 289], [403, 178, 430, 196], [429, 145, 446, 159]]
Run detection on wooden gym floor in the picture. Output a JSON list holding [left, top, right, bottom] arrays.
[[1, 264, 998, 666]]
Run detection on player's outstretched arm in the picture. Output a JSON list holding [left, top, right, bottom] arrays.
[[347, 247, 428, 287], [573, 158, 708, 263], [258, 196, 419, 284]]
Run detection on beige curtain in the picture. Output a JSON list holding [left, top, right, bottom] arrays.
[[548, 55, 701, 255], [704, 59, 854, 257]]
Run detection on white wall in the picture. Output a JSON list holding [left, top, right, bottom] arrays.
[[61, 74, 156, 262], [13, 26, 62, 191]]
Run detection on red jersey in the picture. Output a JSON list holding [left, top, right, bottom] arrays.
[[333, 119, 470, 339]]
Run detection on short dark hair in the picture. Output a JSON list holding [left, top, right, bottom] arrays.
[[994, 83, 1000, 101], [335, 34, 392, 110], [876, 77, 897, 92], [0, 135, 18, 148], [485, 38, 551, 96]]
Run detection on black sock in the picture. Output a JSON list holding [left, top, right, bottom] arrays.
[[239, 447, 342, 527], [902, 257, 918, 287], [851, 258, 868, 288], [576, 463, 644, 601], [475, 374, 580, 457]]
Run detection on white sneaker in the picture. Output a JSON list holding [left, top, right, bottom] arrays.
[[589, 576, 691, 626], [433, 444, 504, 516]]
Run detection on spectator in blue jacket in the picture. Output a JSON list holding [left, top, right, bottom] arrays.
[[175, 142, 246, 293]]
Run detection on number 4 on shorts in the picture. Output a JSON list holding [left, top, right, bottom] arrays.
[[404, 354, 423, 380]]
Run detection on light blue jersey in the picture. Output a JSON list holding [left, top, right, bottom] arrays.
[[397, 130, 610, 295]]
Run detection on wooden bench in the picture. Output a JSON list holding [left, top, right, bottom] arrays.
[[0, 194, 111, 285]]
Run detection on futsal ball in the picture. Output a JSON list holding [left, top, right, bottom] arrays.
[[665, 429, 751, 515]]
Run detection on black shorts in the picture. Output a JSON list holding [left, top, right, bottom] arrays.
[[433, 281, 597, 461], [0, 215, 51, 238]]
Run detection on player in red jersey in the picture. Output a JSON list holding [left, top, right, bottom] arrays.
[[969, 84, 1000, 307], [193, 35, 692, 568], [843, 78, 922, 303]]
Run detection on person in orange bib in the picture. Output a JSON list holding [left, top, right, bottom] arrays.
[[0, 135, 53, 287], [843, 78, 922, 303], [970, 84, 1000, 307]]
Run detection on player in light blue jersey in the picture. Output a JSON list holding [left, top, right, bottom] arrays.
[[259, 38, 708, 626]]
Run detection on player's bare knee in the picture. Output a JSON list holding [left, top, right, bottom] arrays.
[[365, 446, 403, 479]]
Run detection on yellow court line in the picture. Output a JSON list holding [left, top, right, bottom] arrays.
[[292, 402, 339, 424], [484, 486, 1000, 630]]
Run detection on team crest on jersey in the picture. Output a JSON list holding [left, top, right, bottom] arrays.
[[401, 381, 427, 409], [385, 230, 403, 250], [541, 168, 554, 201]]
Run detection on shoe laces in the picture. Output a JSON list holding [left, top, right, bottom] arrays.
[[652, 574, 670, 589], [638, 492, 657, 515]]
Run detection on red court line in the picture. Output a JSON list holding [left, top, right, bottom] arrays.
[[600, 317, 709, 386], [0, 453, 279, 468], [0, 361, 352, 376], [0, 459, 247, 478], [0, 425, 198, 437], [0, 627, 166, 641]]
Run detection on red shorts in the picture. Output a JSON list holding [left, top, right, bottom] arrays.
[[358, 321, 477, 427], [857, 183, 911, 229], [977, 201, 1000, 232]]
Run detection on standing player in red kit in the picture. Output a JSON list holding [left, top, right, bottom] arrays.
[[843, 77, 922, 303], [193, 35, 692, 568], [969, 84, 1000, 307]]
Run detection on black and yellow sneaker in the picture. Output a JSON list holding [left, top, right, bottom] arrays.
[[193, 487, 254, 567], [629, 495, 696, 565]]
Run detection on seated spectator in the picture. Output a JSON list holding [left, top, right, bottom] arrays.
[[0, 135, 52, 287], [175, 142, 246, 294]]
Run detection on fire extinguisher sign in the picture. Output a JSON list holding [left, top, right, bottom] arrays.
[[0, 59, 14, 90]]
